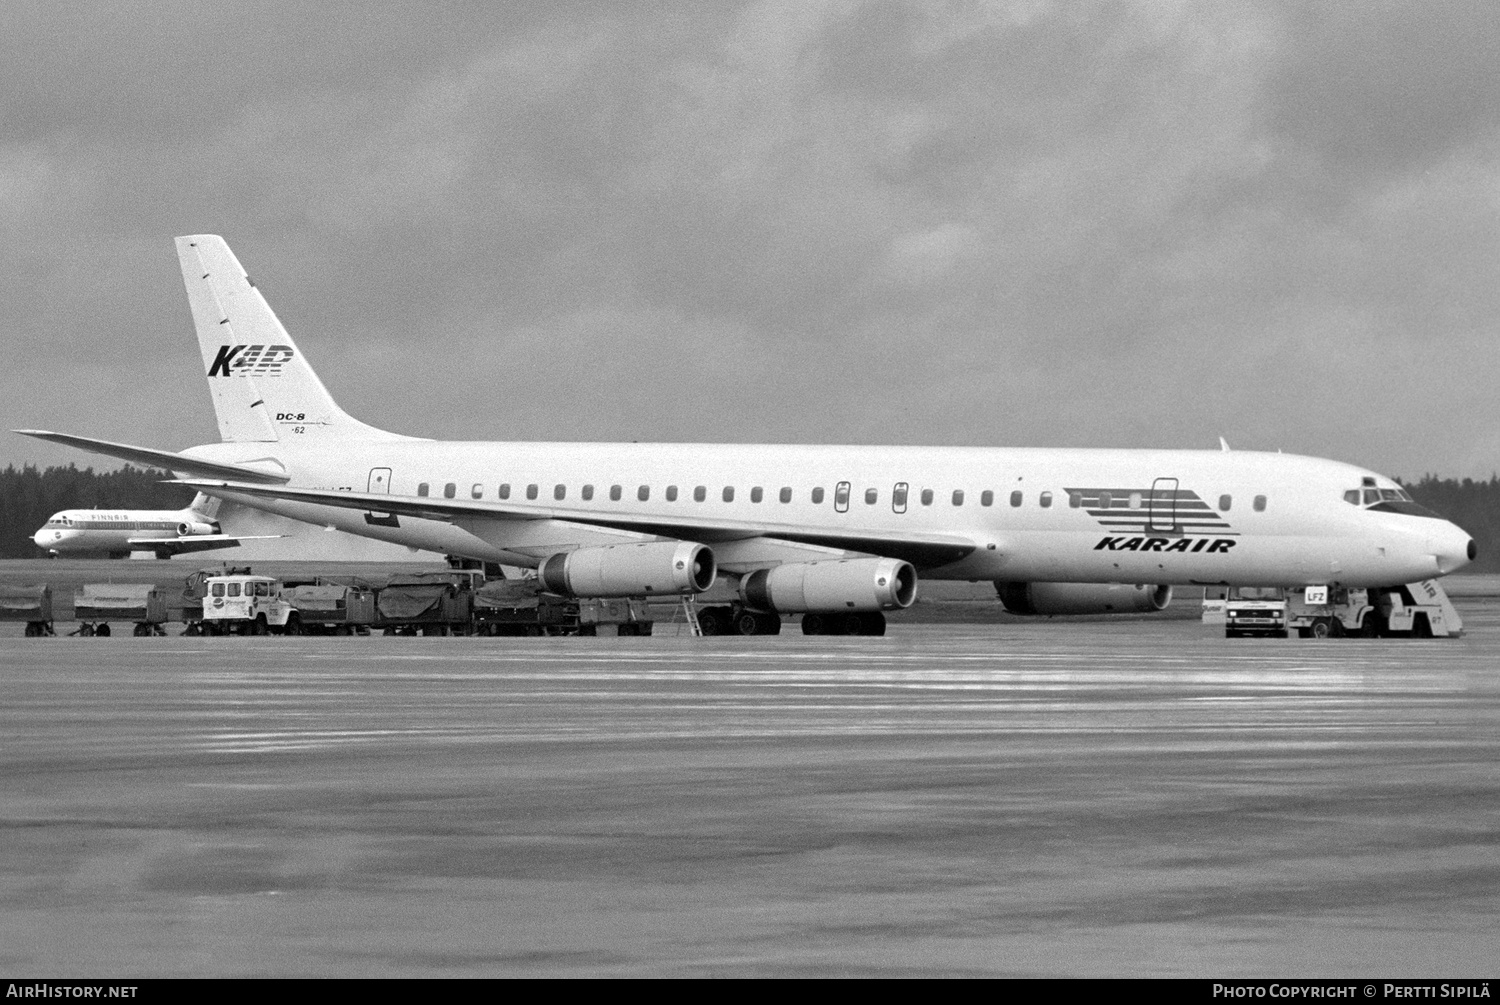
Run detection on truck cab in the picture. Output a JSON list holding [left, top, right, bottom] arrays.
[[1224, 586, 1289, 638], [203, 575, 294, 635]]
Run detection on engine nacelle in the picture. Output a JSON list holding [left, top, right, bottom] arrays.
[[739, 557, 917, 613], [996, 581, 1173, 616], [177, 521, 216, 537], [539, 541, 716, 598]]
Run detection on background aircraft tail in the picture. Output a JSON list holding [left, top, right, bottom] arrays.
[[176, 235, 409, 444]]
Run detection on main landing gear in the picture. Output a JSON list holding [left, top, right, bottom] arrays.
[[800, 611, 886, 636], [694, 605, 886, 637]]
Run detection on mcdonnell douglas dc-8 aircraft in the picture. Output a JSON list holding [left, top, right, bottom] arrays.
[[32, 493, 279, 559], [16, 235, 1476, 634]]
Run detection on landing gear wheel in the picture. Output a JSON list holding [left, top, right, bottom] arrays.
[[756, 612, 781, 636], [734, 611, 761, 636], [800, 613, 826, 636], [698, 607, 730, 636]]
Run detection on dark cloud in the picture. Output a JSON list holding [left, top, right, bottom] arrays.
[[3, 0, 1498, 479]]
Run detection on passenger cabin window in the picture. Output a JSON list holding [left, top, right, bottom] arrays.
[[1218, 494, 1232, 511], [610, 485, 622, 501], [1254, 494, 1267, 512], [1040, 491, 1053, 508], [893, 483, 908, 513], [498, 484, 510, 500], [723, 486, 735, 502], [952, 489, 964, 506], [554, 484, 566, 500], [417, 482, 430, 497], [1010, 490, 1023, 507], [1069, 492, 1081, 508], [921, 488, 934, 506], [1128, 491, 1142, 509], [666, 485, 678, 502], [582, 485, 594, 501], [865, 487, 878, 505], [638, 485, 650, 501], [811, 487, 825, 504], [694, 485, 707, 502], [526, 484, 539, 500], [444, 483, 456, 499], [471, 484, 483, 499], [751, 487, 763, 503], [834, 482, 851, 513], [1099, 491, 1112, 508], [980, 490, 994, 507], [780, 487, 792, 503]]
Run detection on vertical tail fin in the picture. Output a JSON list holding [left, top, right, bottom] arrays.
[[176, 235, 408, 443]]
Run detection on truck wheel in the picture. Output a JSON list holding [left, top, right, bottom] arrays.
[[96, 623, 111, 638], [1308, 618, 1332, 640], [1360, 613, 1380, 638], [253, 616, 268, 636], [284, 616, 302, 636]]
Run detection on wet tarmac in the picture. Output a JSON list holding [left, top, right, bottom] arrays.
[[1, 610, 1498, 976]]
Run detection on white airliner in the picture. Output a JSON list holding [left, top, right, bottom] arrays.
[[14, 235, 1476, 634], [31, 492, 279, 559]]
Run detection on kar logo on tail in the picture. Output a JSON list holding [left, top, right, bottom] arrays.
[[208, 344, 295, 378]]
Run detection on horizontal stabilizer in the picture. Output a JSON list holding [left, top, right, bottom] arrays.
[[13, 430, 290, 483]]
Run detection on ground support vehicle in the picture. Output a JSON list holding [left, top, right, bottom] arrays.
[[201, 574, 295, 635], [73, 583, 169, 637], [1, 584, 54, 637], [1223, 586, 1290, 638], [282, 583, 376, 635], [471, 580, 652, 636], [373, 575, 475, 636], [1288, 580, 1462, 638]]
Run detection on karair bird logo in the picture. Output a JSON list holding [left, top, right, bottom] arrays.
[[208, 344, 295, 378], [1064, 485, 1241, 554]]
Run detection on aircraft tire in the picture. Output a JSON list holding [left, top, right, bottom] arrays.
[[800, 613, 826, 635], [860, 612, 886, 636], [698, 607, 728, 636], [734, 611, 761, 636]]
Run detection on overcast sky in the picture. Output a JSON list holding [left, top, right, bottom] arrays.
[[5, 0, 1500, 481]]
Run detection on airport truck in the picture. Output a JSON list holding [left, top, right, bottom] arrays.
[[1, 584, 54, 637], [201, 574, 296, 635], [281, 583, 376, 635], [1222, 586, 1290, 638]]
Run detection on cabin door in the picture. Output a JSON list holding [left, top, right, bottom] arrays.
[[1148, 477, 1178, 533], [365, 467, 399, 527]]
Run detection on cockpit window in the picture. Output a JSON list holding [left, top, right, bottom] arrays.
[[1346, 483, 1442, 518]]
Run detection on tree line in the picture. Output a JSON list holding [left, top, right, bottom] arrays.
[[1, 463, 1496, 572]]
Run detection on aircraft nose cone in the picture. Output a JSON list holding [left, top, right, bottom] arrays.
[[1432, 523, 1476, 575]]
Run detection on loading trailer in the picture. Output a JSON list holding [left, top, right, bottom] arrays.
[[1, 584, 54, 637], [72, 583, 170, 637]]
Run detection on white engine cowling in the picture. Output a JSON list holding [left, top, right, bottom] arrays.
[[739, 557, 917, 613], [996, 581, 1173, 616], [177, 521, 216, 537], [539, 541, 716, 597]]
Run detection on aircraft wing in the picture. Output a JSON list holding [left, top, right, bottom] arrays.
[[125, 534, 284, 555], [14, 430, 291, 484], [176, 479, 978, 568]]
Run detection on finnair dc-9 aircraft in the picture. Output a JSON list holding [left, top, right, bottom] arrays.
[[16, 235, 1476, 634], [31, 493, 279, 559]]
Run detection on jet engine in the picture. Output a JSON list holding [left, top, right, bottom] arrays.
[[996, 581, 1173, 616], [738, 557, 917, 613], [177, 521, 217, 537], [539, 541, 716, 597]]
